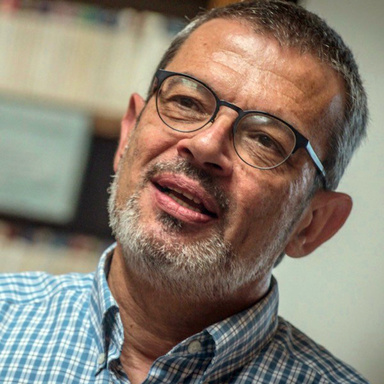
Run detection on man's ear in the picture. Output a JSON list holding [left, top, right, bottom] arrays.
[[113, 93, 145, 172], [285, 190, 353, 258]]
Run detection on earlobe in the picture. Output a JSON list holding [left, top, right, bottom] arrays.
[[285, 190, 353, 258], [113, 93, 145, 172]]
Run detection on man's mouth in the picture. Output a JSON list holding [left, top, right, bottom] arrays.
[[155, 183, 217, 218]]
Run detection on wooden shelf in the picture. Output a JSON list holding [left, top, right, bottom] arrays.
[[62, 0, 209, 18]]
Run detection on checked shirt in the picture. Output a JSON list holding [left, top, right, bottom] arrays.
[[0, 244, 368, 383]]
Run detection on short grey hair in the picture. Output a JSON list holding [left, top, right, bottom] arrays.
[[151, 0, 368, 191]]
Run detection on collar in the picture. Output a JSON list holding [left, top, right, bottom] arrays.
[[89, 243, 122, 375], [160, 277, 279, 381], [89, 244, 279, 378], [204, 277, 279, 378]]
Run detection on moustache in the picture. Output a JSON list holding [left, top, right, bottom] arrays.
[[143, 158, 230, 213]]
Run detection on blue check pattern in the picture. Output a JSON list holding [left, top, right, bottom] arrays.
[[0, 244, 368, 383]]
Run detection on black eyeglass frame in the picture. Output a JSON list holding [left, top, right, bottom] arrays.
[[153, 69, 327, 187]]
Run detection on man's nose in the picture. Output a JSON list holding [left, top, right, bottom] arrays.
[[176, 115, 234, 177]]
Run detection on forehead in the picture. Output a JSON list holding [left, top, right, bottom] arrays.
[[166, 18, 344, 151]]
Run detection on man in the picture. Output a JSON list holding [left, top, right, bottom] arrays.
[[0, 1, 369, 383]]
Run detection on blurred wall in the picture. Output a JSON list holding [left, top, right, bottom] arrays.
[[274, 1, 384, 383]]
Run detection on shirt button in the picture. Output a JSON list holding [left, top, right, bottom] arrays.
[[97, 353, 105, 365], [188, 340, 202, 354]]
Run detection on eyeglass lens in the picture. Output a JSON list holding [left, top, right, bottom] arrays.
[[156, 74, 297, 170]]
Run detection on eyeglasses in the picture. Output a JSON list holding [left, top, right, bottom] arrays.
[[152, 69, 327, 186]]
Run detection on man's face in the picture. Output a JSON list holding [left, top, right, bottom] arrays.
[[109, 19, 344, 299]]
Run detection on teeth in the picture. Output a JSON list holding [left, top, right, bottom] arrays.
[[168, 186, 202, 205], [166, 192, 202, 213], [192, 196, 201, 204]]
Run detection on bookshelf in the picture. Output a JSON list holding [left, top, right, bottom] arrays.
[[64, 0, 209, 19], [0, 1, 191, 138]]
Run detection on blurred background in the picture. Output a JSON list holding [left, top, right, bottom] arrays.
[[0, 0, 382, 382]]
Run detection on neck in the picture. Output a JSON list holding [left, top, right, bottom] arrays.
[[107, 243, 270, 383]]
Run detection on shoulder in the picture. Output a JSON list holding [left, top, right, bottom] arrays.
[[0, 272, 97, 380], [0, 271, 94, 304], [266, 316, 369, 383]]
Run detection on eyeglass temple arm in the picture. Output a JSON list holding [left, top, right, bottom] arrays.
[[305, 142, 327, 186]]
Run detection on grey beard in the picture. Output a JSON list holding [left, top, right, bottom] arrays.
[[107, 157, 304, 301], [108, 183, 236, 301], [107, 158, 276, 301]]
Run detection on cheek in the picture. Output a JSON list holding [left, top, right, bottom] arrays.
[[225, 174, 298, 250], [115, 122, 183, 201], [233, 166, 292, 217], [124, 124, 177, 172]]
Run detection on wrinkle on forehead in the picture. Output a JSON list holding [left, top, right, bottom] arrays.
[[211, 51, 251, 78], [210, 22, 336, 96], [208, 35, 335, 105]]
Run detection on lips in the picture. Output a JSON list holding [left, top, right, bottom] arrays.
[[151, 174, 219, 223]]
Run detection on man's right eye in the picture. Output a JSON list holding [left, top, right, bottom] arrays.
[[173, 96, 199, 111], [166, 94, 207, 117]]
